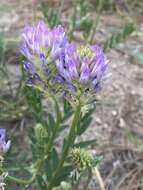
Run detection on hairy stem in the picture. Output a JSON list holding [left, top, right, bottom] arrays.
[[47, 103, 81, 190], [46, 96, 61, 157], [6, 174, 35, 185]]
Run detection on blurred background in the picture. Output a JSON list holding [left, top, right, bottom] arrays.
[[0, 0, 143, 189]]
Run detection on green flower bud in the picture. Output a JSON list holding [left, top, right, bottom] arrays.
[[34, 123, 48, 158], [70, 148, 94, 172], [77, 46, 95, 61], [35, 123, 47, 144]]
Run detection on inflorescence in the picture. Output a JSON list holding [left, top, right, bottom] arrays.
[[70, 148, 94, 172], [20, 21, 108, 105]]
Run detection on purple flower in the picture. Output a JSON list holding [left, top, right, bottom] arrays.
[[21, 21, 67, 61], [23, 61, 35, 74], [20, 21, 108, 102], [20, 21, 68, 90], [0, 129, 11, 156], [56, 44, 108, 99]]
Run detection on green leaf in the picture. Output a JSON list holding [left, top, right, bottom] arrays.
[[82, 108, 95, 120], [41, 4, 58, 27], [74, 139, 97, 148], [44, 160, 52, 181], [58, 125, 69, 134], [123, 23, 135, 38], [62, 138, 68, 154], [63, 111, 73, 122], [77, 108, 95, 136], [36, 175, 47, 190], [77, 117, 92, 136], [103, 23, 136, 51], [63, 98, 71, 113], [53, 97, 62, 123], [51, 148, 59, 171], [48, 113, 56, 133], [63, 99, 73, 122], [55, 165, 74, 186], [60, 165, 74, 177]]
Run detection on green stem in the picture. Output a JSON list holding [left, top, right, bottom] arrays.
[[56, 0, 65, 25], [0, 160, 33, 185], [47, 103, 81, 190], [6, 159, 43, 185], [46, 96, 61, 157], [6, 174, 35, 185], [84, 168, 92, 190], [88, 0, 103, 43]]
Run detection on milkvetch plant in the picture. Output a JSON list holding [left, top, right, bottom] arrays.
[[1, 21, 108, 190]]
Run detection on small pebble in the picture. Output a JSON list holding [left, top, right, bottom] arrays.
[[119, 118, 126, 128], [95, 118, 102, 125], [112, 110, 117, 116]]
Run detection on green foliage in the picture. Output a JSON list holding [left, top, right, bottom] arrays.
[[29, 124, 48, 161], [24, 86, 44, 123], [2, 83, 98, 190], [54, 165, 74, 186], [94, 0, 116, 12], [36, 175, 47, 190], [53, 181, 72, 190], [41, 3, 59, 28], [103, 23, 136, 51], [41, 0, 64, 27], [80, 18, 93, 39], [48, 113, 56, 133], [77, 108, 95, 136], [34, 124, 48, 158], [76, 0, 93, 39], [63, 99, 73, 121], [70, 148, 94, 172]]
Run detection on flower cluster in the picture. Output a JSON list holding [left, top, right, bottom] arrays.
[[20, 21, 68, 90], [20, 21, 108, 103], [70, 148, 94, 172], [0, 129, 11, 156], [56, 44, 108, 103]]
